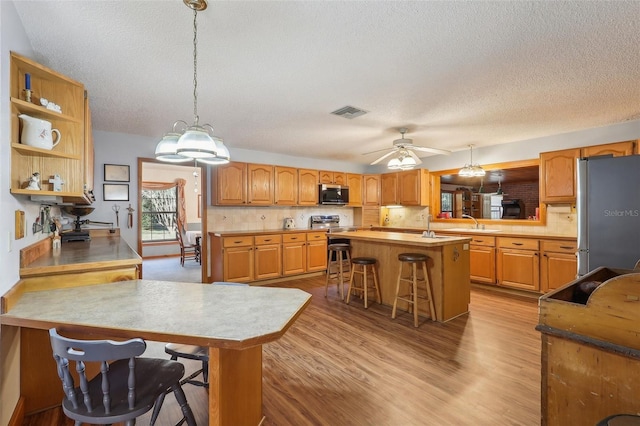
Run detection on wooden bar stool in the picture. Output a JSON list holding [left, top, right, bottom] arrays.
[[325, 243, 351, 299], [346, 257, 381, 308], [392, 253, 436, 327]]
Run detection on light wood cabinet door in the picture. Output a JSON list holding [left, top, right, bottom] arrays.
[[363, 175, 380, 206], [470, 245, 496, 284], [298, 169, 319, 206], [319, 171, 346, 185], [283, 242, 306, 275], [346, 173, 363, 206], [247, 163, 273, 205], [380, 173, 398, 205], [214, 162, 247, 205], [333, 172, 347, 186], [306, 232, 328, 272], [254, 243, 282, 280], [539, 148, 581, 204], [223, 246, 254, 283], [497, 248, 540, 291], [540, 239, 578, 293], [274, 166, 298, 205], [398, 169, 429, 206], [581, 140, 636, 158]]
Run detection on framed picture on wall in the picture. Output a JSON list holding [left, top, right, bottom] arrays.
[[104, 164, 130, 182], [103, 184, 129, 201]]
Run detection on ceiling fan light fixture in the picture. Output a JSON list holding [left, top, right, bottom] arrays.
[[399, 155, 417, 170], [387, 157, 402, 169]]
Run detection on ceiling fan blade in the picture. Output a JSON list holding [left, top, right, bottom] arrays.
[[407, 149, 423, 164], [410, 145, 452, 156], [362, 146, 395, 156], [370, 150, 398, 165]]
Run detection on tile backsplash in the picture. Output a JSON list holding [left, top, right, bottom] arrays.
[[207, 206, 355, 231]]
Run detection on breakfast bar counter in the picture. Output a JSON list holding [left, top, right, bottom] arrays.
[[329, 230, 472, 322], [1, 279, 311, 426]]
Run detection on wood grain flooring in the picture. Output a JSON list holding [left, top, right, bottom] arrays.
[[22, 276, 541, 426]]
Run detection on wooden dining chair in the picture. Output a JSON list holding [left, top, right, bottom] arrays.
[[49, 328, 196, 426], [176, 225, 200, 266]]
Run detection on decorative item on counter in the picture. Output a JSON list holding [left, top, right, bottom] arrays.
[[284, 217, 295, 229], [126, 204, 135, 228], [25, 172, 41, 190], [24, 73, 32, 102], [112, 204, 120, 227], [39, 97, 62, 113], [18, 114, 61, 150], [48, 174, 65, 192]]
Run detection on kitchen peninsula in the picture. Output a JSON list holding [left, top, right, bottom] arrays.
[[330, 230, 472, 322], [1, 280, 311, 426]]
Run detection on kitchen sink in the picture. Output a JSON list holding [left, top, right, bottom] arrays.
[[440, 228, 502, 233]]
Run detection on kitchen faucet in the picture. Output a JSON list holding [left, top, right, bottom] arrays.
[[461, 214, 480, 229]]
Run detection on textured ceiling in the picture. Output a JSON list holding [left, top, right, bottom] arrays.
[[13, 1, 640, 165]]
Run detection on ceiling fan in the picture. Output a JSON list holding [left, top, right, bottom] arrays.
[[364, 128, 451, 166]]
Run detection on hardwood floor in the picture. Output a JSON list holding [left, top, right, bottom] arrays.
[[23, 276, 541, 426]]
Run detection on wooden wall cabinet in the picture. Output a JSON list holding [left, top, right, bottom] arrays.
[[496, 237, 540, 291], [319, 171, 347, 185], [346, 173, 363, 206], [247, 163, 274, 205], [539, 148, 581, 204], [381, 169, 430, 206], [254, 234, 282, 280], [282, 233, 307, 275], [469, 236, 496, 284], [398, 169, 430, 206], [298, 169, 319, 205], [274, 166, 298, 205], [362, 174, 380, 206], [380, 173, 398, 205], [540, 239, 577, 293], [83, 94, 95, 198], [540, 141, 637, 205], [213, 162, 248, 205], [10, 52, 91, 204]]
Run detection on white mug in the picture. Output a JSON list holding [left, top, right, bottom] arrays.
[[18, 114, 61, 150]]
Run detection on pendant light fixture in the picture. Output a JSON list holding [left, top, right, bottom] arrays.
[[458, 144, 485, 177], [155, 0, 230, 165]]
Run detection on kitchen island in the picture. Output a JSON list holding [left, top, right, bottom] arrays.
[[1, 279, 311, 426], [329, 230, 472, 322]]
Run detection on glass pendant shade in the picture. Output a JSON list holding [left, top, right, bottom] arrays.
[[197, 136, 230, 165], [458, 145, 485, 177], [175, 124, 219, 159], [387, 157, 402, 169], [400, 156, 417, 170], [155, 132, 191, 163]]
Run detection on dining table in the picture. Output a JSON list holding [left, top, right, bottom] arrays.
[[185, 230, 202, 245], [0, 279, 311, 425]]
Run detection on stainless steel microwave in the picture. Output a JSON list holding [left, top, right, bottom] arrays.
[[318, 184, 349, 205]]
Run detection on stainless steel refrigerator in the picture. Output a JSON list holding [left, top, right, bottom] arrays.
[[577, 155, 640, 276]]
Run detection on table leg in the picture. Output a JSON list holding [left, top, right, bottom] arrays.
[[208, 345, 264, 426]]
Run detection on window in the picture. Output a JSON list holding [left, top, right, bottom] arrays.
[[141, 186, 178, 242], [441, 191, 453, 215]]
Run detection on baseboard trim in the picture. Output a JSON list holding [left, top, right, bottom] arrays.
[[8, 396, 25, 426]]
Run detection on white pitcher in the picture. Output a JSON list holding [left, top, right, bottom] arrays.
[[18, 114, 61, 150]]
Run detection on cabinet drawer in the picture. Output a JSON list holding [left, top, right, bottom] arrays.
[[255, 234, 282, 245], [222, 236, 254, 248], [469, 236, 496, 247], [540, 239, 577, 253], [497, 237, 539, 251], [282, 233, 306, 243], [306, 232, 327, 241]]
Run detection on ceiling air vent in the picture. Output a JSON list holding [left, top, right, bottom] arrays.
[[330, 105, 368, 119]]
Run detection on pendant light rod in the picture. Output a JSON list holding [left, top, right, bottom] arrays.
[[191, 7, 199, 126]]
